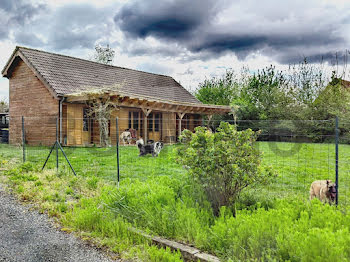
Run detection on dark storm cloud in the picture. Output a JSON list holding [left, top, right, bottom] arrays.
[[276, 51, 349, 65], [191, 35, 266, 55], [0, 0, 46, 40], [114, 0, 218, 39], [191, 32, 346, 63], [114, 0, 350, 64]]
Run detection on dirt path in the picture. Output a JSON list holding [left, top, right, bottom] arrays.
[[0, 185, 120, 262]]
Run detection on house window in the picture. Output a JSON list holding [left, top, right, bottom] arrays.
[[183, 115, 190, 130], [128, 110, 142, 135], [147, 113, 162, 132], [83, 108, 89, 131], [148, 113, 153, 131], [154, 113, 160, 132], [133, 112, 139, 130], [128, 112, 132, 129], [193, 114, 202, 129]]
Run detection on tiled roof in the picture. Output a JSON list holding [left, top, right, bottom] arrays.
[[3, 46, 201, 104]]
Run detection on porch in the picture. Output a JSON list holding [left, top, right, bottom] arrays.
[[61, 92, 230, 146]]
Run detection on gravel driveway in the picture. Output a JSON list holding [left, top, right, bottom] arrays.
[[0, 185, 120, 262]]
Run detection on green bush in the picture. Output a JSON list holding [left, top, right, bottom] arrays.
[[177, 122, 275, 215]]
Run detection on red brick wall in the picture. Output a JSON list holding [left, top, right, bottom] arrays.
[[9, 59, 58, 145]]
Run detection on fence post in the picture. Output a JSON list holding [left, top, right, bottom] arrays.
[[116, 117, 120, 188], [335, 116, 339, 206], [56, 117, 59, 172], [22, 116, 26, 162]]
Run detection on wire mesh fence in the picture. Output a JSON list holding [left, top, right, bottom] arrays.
[[1, 115, 349, 207]]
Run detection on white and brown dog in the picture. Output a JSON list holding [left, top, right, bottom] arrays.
[[309, 180, 337, 204], [136, 138, 164, 157], [119, 131, 131, 145]]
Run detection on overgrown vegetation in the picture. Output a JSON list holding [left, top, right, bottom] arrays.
[[177, 122, 275, 215], [0, 161, 184, 261], [1, 156, 350, 261], [1, 118, 350, 261], [195, 62, 350, 141]]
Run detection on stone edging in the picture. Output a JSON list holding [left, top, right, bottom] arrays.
[[129, 228, 220, 262]]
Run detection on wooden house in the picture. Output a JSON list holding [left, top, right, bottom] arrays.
[[2, 46, 230, 146]]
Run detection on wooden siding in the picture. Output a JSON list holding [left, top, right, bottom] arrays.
[[162, 112, 176, 143], [62, 105, 200, 146], [110, 108, 133, 145], [9, 59, 58, 145], [66, 103, 84, 146]]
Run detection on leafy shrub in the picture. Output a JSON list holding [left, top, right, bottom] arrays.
[[177, 122, 275, 215]]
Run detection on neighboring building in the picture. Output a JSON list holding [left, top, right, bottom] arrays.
[[2, 46, 230, 146], [0, 112, 9, 143]]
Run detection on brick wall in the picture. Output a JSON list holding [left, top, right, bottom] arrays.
[[9, 59, 58, 145]]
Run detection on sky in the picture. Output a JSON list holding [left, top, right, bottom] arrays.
[[1, 0, 350, 100]]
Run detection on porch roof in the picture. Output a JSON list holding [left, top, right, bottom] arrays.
[[65, 91, 231, 115]]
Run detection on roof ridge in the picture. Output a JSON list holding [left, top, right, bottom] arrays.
[[3, 46, 203, 105], [17, 46, 175, 79]]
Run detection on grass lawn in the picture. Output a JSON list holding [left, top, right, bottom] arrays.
[[1, 141, 350, 261], [1, 141, 349, 204]]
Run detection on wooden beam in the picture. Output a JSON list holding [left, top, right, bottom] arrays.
[[141, 108, 152, 117], [177, 112, 186, 139], [141, 108, 152, 143], [143, 114, 148, 143]]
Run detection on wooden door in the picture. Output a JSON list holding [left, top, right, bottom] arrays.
[[148, 113, 161, 141], [67, 104, 83, 146]]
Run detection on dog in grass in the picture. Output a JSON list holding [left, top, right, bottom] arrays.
[[309, 180, 337, 204], [136, 138, 164, 157]]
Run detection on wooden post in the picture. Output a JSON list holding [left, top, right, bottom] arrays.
[[142, 108, 152, 143], [207, 114, 213, 128], [144, 115, 147, 143], [177, 112, 186, 139]]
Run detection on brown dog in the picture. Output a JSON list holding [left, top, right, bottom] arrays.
[[309, 180, 337, 204]]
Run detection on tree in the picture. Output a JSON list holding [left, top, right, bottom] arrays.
[[242, 65, 298, 120], [82, 44, 118, 146], [93, 44, 115, 65], [177, 122, 274, 215], [195, 70, 240, 106], [69, 85, 121, 147], [0, 98, 9, 113], [195, 70, 244, 129]]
